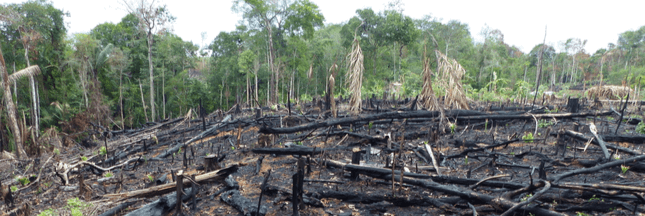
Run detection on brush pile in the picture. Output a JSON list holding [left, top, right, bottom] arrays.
[[586, 85, 633, 99]]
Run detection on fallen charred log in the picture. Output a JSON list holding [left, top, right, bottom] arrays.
[[123, 187, 197, 216]]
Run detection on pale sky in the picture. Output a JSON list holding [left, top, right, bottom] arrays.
[[2, 0, 644, 54]]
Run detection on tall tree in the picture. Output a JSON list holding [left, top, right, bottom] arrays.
[[123, 0, 174, 121], [233, 0, 323, 104], [0, 5, 43, 135]]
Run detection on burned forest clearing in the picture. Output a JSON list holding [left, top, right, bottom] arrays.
[[1, 95, 645, 216], [3, 0, 645, 215]]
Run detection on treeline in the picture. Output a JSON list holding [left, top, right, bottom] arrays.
[[0, 0, 644, 154]]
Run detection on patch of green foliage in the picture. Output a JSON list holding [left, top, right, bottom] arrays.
[[538, 119, 554, 128], [99, 146, 107, 155], [80, 156, 88, 161], [621, 165, 629, 174], [636, 121, 645, 134], [17, 176, 30, 186], [67, 197, 92, 216], [104, 172, 114, 178], [521, 193, 533, 202], [10, 186, 18, 192], [522, 132, 534, 143]]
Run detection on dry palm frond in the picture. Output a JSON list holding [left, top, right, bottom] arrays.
[[9, 65, 41, 84], [586, 85, 633, 100], [346, 37, 364, 114], [329, 74, 336, 118], [435, 50, 469, 110], [420, 46, 441, 111]]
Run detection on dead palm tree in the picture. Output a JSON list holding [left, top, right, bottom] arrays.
[[0, 45, 41, 158], [420, 45, 447, 132], [435, 50, 469, 110], [346, 22, 365, 115]]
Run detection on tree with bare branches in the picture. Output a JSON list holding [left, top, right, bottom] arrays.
[[122, 0, 175, 121]]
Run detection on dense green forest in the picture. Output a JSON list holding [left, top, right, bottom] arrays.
[[0, 0, 644, 156]]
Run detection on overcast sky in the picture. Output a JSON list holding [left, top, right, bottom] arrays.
[[2, 0, 644, 54]]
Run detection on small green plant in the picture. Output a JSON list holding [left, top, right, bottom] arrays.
[[17, 176, 30, 186], [607, 116, 614, 121], [621, 165, 629, 174], [636, 121, 645, 134], [464, 156, 468, 165], [521, 193, 533, 202], [10, 186, 18, 192], [450, 123, 456, 134], [484, 120, 489, 131], [66, 197, 92, 216], [522, 132, 534, 143], [297, 141, 303, 145], [38, 209, 56, 216], [81, 156, 88, 161], [53, 148, 60, 155], [43, 181, 52, 188], [147, 175, 154, 182], [177, 148, 182, 154], [538, 119, 554, 128], [104, 172, 114, 178], [99, 146, 107, 155], [588, 195, 601, 201], [368, 122, 373, 130], [576, 212, 590, 216], [231, 146, 235, 150], [509, 152, 515, 155]]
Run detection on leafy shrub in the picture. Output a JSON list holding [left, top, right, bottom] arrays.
[[522, 132, 534, 143], [637, 121, 645, 134]]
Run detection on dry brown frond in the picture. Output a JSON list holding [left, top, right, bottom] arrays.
[[9, 65, 40, 84], [346, 38, 364, 114], [586, 85, 633, 100], [420, 46, 441, 111], [435, 50, 469, 110]]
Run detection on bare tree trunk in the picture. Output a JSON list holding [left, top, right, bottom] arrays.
[[254, 63, 259, 108], [162, 62, 166, 120], [0, 52, 25, 158], [246, 73, 250, 106], [264, 20, 279, 104], [119, 68, 124, 129], [600, 57, 604, 87], [12, 62, 16, 107], [25, 46, 39, 136], [147, 33, 155, 122], [138, 79, 149, 122], [532, 27, 547, 105]]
